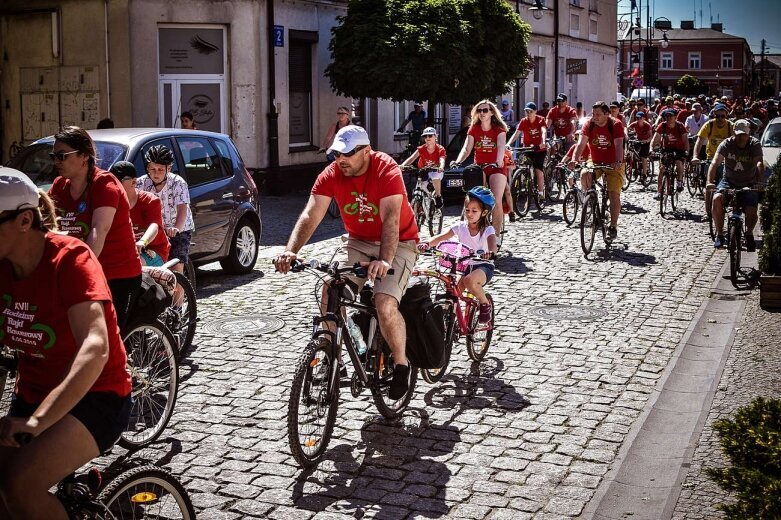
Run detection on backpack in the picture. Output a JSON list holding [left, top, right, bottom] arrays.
[[128, 270, 172, 329], [398, 281, 447, 369], [586, 116, 617, 140], [706, 119, 734, 138]]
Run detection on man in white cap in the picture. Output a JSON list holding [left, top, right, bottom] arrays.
[[274, 125, 420, 400], [500, 100, 514, 124], [707, 119, 764, 250]]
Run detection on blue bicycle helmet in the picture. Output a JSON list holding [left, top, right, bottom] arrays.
[[466, 186, 495, 210]]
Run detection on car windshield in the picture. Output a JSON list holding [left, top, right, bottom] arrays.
[[762, 124, 781, 147], [95, 142, 128, 169]]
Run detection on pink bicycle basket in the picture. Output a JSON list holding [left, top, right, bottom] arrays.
[[435, 241, 473, 273]]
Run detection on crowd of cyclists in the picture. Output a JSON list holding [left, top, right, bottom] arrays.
[[0, 126, 194, 517]]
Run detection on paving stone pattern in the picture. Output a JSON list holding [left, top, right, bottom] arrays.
[[101, 187, 728, 518], [671, 291, 781, 519]]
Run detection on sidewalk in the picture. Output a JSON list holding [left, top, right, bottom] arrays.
[[585, 248, 781, 519]]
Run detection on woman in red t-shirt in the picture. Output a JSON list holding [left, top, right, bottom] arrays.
[[399, 127, 446, 207], [109, 161, 170, 266], [47, 126, 142, 330], [452, 100, 509, 238], [508, 102, 548, 198], [0, 169, 132, 517]]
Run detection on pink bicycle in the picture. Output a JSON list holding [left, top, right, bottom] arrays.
[[412, 241, 495, 383]]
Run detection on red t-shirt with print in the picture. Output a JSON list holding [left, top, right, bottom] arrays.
[[582, 117, 626, 164], [130, 191, 171, 262], [0, 233, 131, 403], [547, 106, 578, 137], [468, 124, 506, 164], [49, 168, 141, 280], [312, 150, 419, 243], [629, 120, 653, 141], [517, 115, 547, 148], [416, 144, 446, 169], [655, 121, 687, 151]]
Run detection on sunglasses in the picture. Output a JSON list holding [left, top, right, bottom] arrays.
[[337, 112, 349, 116], [476, 108, 491, 114], [333, 145, 366, 158], [49, 150, 80, 162], [715, 114, 727, 119], [424, 135, 436, 139]]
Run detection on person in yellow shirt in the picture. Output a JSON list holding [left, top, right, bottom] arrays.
[[691, 104, 734, 218]]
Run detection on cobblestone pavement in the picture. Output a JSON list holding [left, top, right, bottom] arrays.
[[671, 290, 781, 519], [101, 186, 729, 519]]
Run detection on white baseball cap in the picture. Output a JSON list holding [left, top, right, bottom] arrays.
[[733, 119, 751, 135], [327, 125, 371, 155], [0, 167, 39, 213]]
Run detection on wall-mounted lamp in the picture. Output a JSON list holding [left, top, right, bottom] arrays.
[[530, 0, 549, 20]]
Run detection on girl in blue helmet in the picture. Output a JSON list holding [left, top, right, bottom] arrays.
[[418, 186, 496, 322]]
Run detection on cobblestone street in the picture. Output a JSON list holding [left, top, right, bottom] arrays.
[[103, 185, 730, 519]]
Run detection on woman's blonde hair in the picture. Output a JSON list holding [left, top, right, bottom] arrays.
[[470, 100, 509, 132]]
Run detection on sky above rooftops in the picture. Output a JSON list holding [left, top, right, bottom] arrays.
[[617, 0, 781, 54]]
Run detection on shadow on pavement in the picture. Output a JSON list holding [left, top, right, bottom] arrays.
[[590, 245, 658, 266], [194, 269, 266, 299], [620, 200, 649, 215], [495, 251, 533, 275]]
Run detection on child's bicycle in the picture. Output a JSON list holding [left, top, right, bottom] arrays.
[[412, 241, 495, 383], [404, 165, 444, 236], [10, 433, 195, 519]]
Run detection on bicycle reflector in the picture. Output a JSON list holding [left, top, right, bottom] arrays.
[[131, 492, 159, 503]]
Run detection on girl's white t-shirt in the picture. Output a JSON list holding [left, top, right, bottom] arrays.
[[450, 222, 495, 264]]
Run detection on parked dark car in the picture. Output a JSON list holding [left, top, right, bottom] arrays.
[[8, 128, 261, 274]]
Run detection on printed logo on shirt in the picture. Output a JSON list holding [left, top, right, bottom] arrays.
[[475, 135, 497, 153], [342, 191, 378, 223], [56, 209, 90, 238], [591, 134, 613, 149], [0, 294, 56, 356]]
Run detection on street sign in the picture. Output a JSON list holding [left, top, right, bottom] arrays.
[[566, 59, 588, 75], [273, 25, 284, 47], [633, 77, 644, 88]]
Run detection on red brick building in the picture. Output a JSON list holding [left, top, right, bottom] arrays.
[[618, 22, 752, 98]]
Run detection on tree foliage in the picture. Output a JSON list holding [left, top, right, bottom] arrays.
[[674, 74, 707, 95], [325, 0, 531, 105], [759, 158, 781, 275]]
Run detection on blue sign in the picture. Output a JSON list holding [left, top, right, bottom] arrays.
[[273, 25, 284, 47]]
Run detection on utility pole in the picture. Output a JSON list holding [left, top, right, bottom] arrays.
[[760, 39, 766, 97]]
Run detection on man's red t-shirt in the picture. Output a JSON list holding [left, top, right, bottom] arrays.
[[655, 121, 687, 151], [130, 191, 171, 262], [676, 109, 690, 123], [0, 233, 132, 403], [312, 151, 419, 243], [468, 124, 506, 164], [547, 106, 578, 137], [416, 144, 446, 169], [517, 115, 547, 148], [49, 169, 141, 281], [629, 120, 653, 141], [564, 143, 591, 162], [582, 117, 625, 164]]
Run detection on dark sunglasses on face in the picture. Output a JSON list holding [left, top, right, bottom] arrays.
[[333, 145, 365, 158], [476, 107, 491, 114], [337, 112, 348, 116], [424, 135, 436, 139], [49, 150, 79, 161], [716, 113, 727, 119]]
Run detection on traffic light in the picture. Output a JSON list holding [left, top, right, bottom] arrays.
[[643, 46, 659, 87]]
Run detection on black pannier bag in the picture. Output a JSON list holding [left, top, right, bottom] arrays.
[[398, 281, 447, 369], [129, 270, 173, 327], [461, 164, 484, 192]]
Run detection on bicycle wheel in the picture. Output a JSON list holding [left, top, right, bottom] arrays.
[[601, 194, 612, 243], [533, 174, 545, 211], [622, 161, 633, 192], [421, 306, 456, 384], [327, 198, 341, 219], [119, 321, 179, 449], [545, 162, 562, 202], [580, 193, 598, 256], [466, 294, 494, 362], [562, 190, 579, 226], [686, 163, 698, 197], [370, 336, 417, 420], [428, 198, 443, 236], [287, 339, 338, 468], [643, 161, 655, 188], [411, 196, 426, 233], [706, 190, 717, 240], [165, 272, 197, 358], [183, 259, 196, 292], [98, 464, 196, 519], [729, 221, 742, 287], [669, 173, 679, 212], [659, 173, 670, 216], [511, 169, 531, 218]]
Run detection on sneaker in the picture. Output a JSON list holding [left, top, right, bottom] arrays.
[[714, 235, 725, 248], [508, 212, 516, 223], [389, 364, 410, 400], [608, 226, 618, 241], [478, 302, 492, 323], [653, 193, 662, 201], [434, 195, 443, 209], [745, 234, 756, 252], [537, 191, 545, 200], [677, 181, 684, 193]]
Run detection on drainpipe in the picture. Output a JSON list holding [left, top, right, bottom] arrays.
[[553, 0, 559, 96], [104, 0, 111, 118], [266, 0, 279, 171]]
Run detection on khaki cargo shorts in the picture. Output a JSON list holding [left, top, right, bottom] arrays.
[[335, 238, 418, 304]]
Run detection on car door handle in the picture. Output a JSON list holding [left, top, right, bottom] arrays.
[[222, 192, 234, 199]]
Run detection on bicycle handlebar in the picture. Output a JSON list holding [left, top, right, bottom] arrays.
[[419, 244, 495, 263], [289, 259, 395, 278]]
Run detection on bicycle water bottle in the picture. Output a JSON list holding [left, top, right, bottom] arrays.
[[346, 310, 367, 355]]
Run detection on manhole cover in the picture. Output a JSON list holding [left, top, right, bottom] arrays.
[[203, 315, 285, 335], [527, 305, 607, 321]]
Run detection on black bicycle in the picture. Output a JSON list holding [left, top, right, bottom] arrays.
[[509, 146, 542, 217], [579, 164, 614, 256], [657, 150, 680, 216], [406, 166, 443, 236], [543, 137, 567, 202], [720, 187, 763, 287], [285, 260, 418, 468], [559, 164, 585, 226]]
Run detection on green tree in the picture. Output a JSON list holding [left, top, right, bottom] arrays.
[[325, 0, 531, 106], [675, 74, 707, 95]]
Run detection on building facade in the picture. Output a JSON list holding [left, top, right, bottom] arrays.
[[618, 22, 752, 98]]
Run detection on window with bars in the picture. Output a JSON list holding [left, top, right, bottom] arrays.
[[288, 31, 317, 146]]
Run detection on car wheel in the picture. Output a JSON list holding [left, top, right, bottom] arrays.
[[220, 217, 259, 274]]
